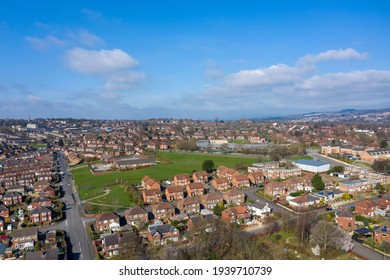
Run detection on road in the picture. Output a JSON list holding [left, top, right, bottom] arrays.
[[56, 152, 96, 260], [351, 241, 390, 260]]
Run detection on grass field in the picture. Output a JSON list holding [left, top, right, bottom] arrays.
[[73, 151, 258, 202], [287, 155, 313, 161]]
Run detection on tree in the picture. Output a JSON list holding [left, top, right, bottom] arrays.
[[310, 220, 353, 253], [220, 143, 229, 155], [213, 203, 224, 217], [202, 160, 215, 173], [311, 174, 325, 191], [372, 159, 390, 175], [58, 138, 64, 147], [380, 139, 388, 149]]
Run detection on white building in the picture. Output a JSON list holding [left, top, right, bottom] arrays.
[[293, 159, 330, 173]]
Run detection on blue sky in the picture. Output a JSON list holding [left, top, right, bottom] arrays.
[[0, 1, 389, 120]]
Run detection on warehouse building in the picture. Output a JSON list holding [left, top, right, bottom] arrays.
[[293, 159, 330, 173]]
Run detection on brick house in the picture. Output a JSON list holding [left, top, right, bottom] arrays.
[[0, 204, 9, 219], [142, 189, 162, 204], [201, 192, 223, 210], [141, 176, 161, 190], [147, 222, 179, 246], [232, 174, 250, 188], [95, 212, 120, 233], [102, 231, 140, 257], [125, 206, 149, 227], [379, 194, 390, 211], [174, 174, 190, 187], [41, 186, 55, 198], [11, 227, 38, 250], [248, 171, 266, 185], [374, 224, 390, 245], [335, 209, 355, 230], [186, 182, 204, 197], [222, 189, 245, 205], [192, 171, 209, 184], [355, 199, 379, 217], [177, 197, 200, 215], [30, 206, 52, 223], [33, 180, 51, 193], [221, 205, 252, 226], [165, 186, 184, 201], [2, 192, 22, 206], [188, 214, 218, 232], [264, 175, 313, 197], [217, 167, 240, 182], [31, 196, 52, 209], [288, 194, 320, 209], [211, 177, 230, 191], [152, 202, 175, 220]]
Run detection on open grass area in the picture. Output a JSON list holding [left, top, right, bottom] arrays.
[[87, 185, 132, 207], [73, 151, 258, 200], [228, 139, 249, 144], [287, 155, 313, 161]]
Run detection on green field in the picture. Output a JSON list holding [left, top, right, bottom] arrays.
[[287, 155, 313, 161], [73, 151, 258, 201]]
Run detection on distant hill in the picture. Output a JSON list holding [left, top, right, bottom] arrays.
[[251, 108, 390, 122]]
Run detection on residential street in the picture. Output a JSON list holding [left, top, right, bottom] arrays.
[[55, 153, 95, 260]]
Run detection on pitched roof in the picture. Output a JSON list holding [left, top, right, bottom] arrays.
[[187, 182, 204, 190], [11, 227, 38, 238], [154, 202, 174, 211], [336, 209, 354, 218], [126, 206, 148, 216], [96, 212, 119, 222]]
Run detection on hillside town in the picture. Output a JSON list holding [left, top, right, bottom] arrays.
[[0, 118, 389, 260]]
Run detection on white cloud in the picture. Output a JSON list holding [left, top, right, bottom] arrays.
[[25, 35, 65, 50], [298, 48, 367, 65], [226, 64, 300, 88], [104, 71, 146, 91], [188, 48, 390, 113], [67, 29, 104, 47], [65, 47, 139, 75]]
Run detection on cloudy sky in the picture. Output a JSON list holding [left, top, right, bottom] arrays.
[[0, 1, 389, 120]]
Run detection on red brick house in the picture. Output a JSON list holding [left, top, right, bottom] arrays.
[[217, 167, 240, 182], [30, 206, 52, 223], [31, 196, 52, 209], [2, 192, 22, 206], [379, 194, 390, 211], [221, 205, 252, 226], [165, 186, 184, 201], [142, 189, 162, 204], [211, 177, 230, 191], [0, 204, 9, 219], [355, 199, 379, 217], [141, 176, 161, 190], [248, 171, 266, 185], [186, 182, 204, 197], [95, 212, 120, 233], [374, 224, 390, 245], [41, 186, 55, 198], [335, 209, 355, 230], [192, 171, 209, 184], [152, 202, 175, 220], [11, 227, 38, 250], [232, 174, 250, 188], [125, 206, 149, 227], [33, 180, 51, 193], [147, 222, 179, 246], [222, 189, 245, 205], [174, 174, 190, 186], [201, 192, 223, 210], [102, 231, 139, 257], [177, 197, 200, 215]]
